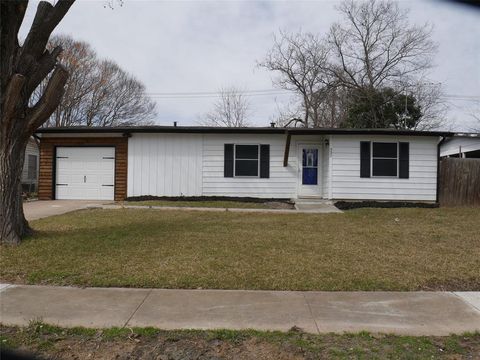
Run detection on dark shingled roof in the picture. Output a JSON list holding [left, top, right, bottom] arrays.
[[36, 125, 452, 137]]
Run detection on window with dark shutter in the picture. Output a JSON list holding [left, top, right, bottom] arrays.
[[259, 145, 270, 178], [399, 142, 409, 178], [224, 144, 234, 177], [235, 145, 259, 176], [372, 142, 398, 177], [360, 141, 371, 178]]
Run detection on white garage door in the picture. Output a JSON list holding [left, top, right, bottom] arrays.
[[55, 147, 115, 200]]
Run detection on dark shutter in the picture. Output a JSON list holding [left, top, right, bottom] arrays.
[[399, 142, 409, 179], [224, 144, 234, 177], [360, 141, 371, 178], [260, 144, 270, 178]]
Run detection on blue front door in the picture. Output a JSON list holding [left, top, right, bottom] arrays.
[[298, 145, 321, 197], [302, 148, 318, 185]]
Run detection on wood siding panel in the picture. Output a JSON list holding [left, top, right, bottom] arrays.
[[38, 137, 128, 201], [127, 134, 203, 197], [330, 135, 439, 201], [202, 134, 301, 198]]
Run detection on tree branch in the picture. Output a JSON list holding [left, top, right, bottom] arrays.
[[17, 0, 74, 75], [26, 65, 68, 132], [1, 74, 26, 127]]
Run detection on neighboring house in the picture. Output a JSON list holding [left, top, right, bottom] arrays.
[[35, 126, 452, 202], [21, 137, 39, 193], [440, 133, 480, 158]]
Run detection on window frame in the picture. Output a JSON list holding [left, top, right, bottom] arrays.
[[27, 154, 38, 180], [371, 142, 399, 178], [234, 144, 260, 178]]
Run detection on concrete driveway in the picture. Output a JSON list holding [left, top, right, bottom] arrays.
[[23, 200, 111, 221]]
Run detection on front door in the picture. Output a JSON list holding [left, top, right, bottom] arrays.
[[297, 145, 322, 197]]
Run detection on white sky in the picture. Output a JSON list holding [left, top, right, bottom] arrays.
[[20, 0, 480, 130]]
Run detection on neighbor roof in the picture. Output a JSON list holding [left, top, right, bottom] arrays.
[[35, 125, 452, 137]]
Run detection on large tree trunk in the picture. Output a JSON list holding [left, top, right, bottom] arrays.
[[0, 132, 31, 245], [0, 0, 73, 245]]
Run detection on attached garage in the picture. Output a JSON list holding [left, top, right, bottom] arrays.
[[37, 135, 128, 201], [55, 147, 115, 200]]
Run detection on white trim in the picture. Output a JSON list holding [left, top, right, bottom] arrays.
[[233, 144, 260, 178], [371, 141, 399, 178], [297, 143, 323, 198]]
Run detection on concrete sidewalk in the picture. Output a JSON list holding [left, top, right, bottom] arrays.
[[1, 285, 479, 336]]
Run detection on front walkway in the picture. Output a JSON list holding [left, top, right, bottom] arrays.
[[1, 284, 479, 336], [23, 200, 111, 220], [24, 200, 342, 220]]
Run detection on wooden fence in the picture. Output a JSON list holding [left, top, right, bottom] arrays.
[[438, 158, 480, 206]]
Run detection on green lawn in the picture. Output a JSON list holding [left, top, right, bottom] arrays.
[[2, 322, 479, 359], [1, 207, 479, 290]]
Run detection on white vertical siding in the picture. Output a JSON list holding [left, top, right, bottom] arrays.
[[330, 135, 439, 201], [127, 133, 203, 197]]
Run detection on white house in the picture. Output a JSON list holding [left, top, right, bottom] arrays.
[[21, 137, 39, 193], [35, 126, 451, 203], [440, 133, 480, 158]]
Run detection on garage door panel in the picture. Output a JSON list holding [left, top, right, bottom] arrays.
[[55, 147, 115, 200]]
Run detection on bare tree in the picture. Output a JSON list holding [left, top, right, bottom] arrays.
[[327, 0, 441, 128], [200, 87, 251, 127], [1, 0, 74, 245], [35, 35, 156, 127], [466, 100, 480, 132], [259, 31, 332, 127], [408, 82, 447, 130]]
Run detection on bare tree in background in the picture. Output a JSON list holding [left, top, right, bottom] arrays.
[[327, 0, 441, 128], [262, 0, 445, 129], [259, 31, 333, 128], [200, 87, 251, 127], [467, 100, 480, 132], [34, 35, 156, 127]]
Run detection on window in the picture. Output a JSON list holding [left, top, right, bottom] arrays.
[[27, 154, 38, 180], [372, 142, 398, 177], [235, 145, 259, 176]]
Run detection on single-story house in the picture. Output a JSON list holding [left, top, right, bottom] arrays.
[[21, 137, 39, 193], [35, 126, 452, 202], [440, 133, 480, 158]]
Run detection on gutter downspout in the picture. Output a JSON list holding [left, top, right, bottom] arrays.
[[436, 135, 448, 204], [283, 130, 291, 167]]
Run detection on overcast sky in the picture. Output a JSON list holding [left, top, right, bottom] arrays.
[[20, 0, 480, 130]]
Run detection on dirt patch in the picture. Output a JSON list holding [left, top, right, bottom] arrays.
[[2, 324, 480, 360], [419, 277, 480, 291], [126, 195, 293, 205], [334, 200, 439, 210]]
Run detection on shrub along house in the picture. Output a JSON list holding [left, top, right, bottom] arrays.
[[35, 126, 451, 203]]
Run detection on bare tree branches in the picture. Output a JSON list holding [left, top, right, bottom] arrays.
[[259, 31, 331, 127], [261, 0, 445, 129], [35, 35, 156, 127], [200, 87, 251, 127]]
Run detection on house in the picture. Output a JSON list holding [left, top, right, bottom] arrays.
[[440, 133, 480, 158], [21, 137, 39, 193], [34, 126, 452, 202]]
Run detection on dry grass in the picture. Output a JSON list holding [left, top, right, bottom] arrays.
[[1, 207, 479, 290]]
